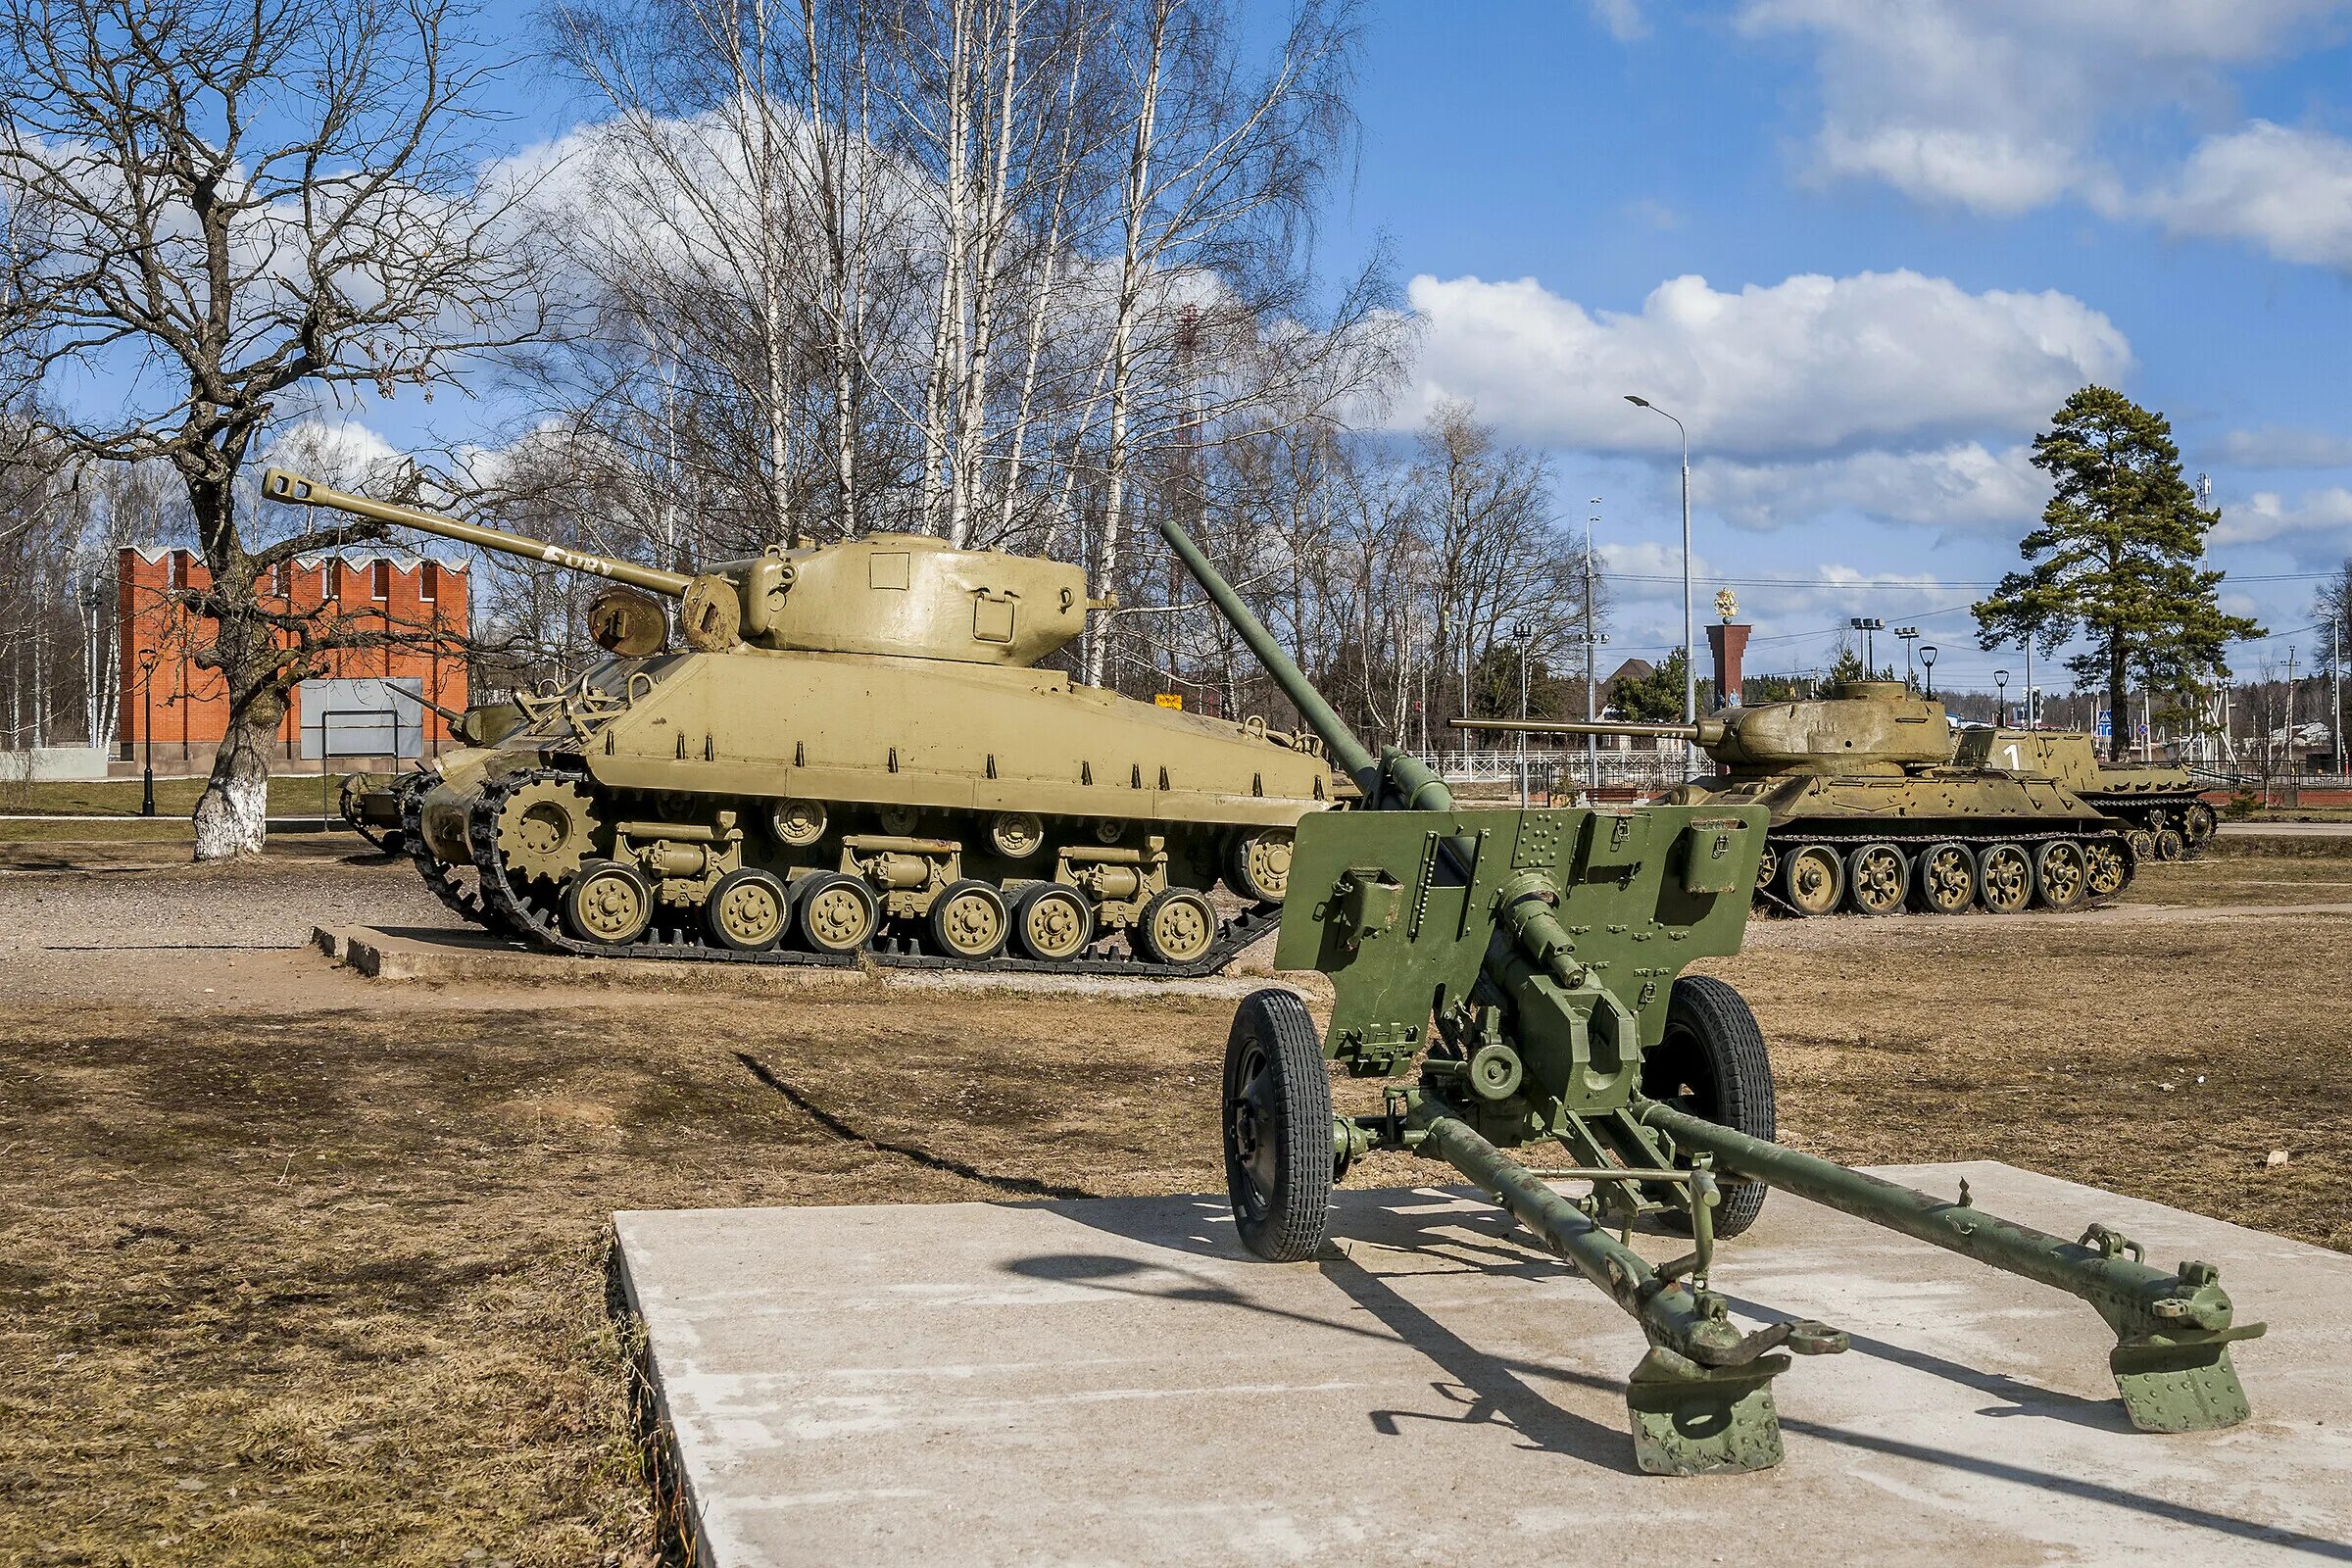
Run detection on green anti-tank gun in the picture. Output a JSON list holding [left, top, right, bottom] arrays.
[[263, 468, 1333, 973], [1157, 511, 2265, 1474], [1459, 685, 2136, 917]]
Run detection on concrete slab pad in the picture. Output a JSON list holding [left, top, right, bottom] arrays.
[[614, 1163, 2352, 1566]]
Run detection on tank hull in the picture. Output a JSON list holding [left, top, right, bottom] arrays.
[[1956, 729, 2218, 860]]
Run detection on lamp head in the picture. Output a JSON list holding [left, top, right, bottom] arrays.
[[1624, 394, 1650, 409]]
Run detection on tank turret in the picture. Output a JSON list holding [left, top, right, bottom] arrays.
[[1456, 680, 1954, 776], [261, 468, 1102, 666]]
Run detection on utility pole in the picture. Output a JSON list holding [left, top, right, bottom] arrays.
[[2335, 618, 2345, 781], [1516, 621, 1533, 808]]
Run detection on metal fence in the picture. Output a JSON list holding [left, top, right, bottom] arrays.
[[1412, 748, 1700, 792]]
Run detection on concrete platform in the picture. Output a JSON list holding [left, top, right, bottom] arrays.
[[614, 1163, 2352, 1566], [311, 923, 1282, 999]]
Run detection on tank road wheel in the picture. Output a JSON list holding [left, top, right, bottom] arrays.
[[1641, 976, 1776, 1240], [563, 859, 653, 947], [1910, 841, 1976, 913], [1976, 843, 2033, 913], [1013, 884, 1095, 961], [1222, 988, 1334, 1262], [1225, 828, 1296, 906], [927, 879, 1010, 960], [2034, 840, 2089, 910], [1843, 842, 1910, 915], [1777, 843, 1844, 916], [2154, 825, 2187, 862], [497, 776, 598, 884], [1753, 843, 1779, 896], [795, 871, 878, 955], [2127, 827, 2157, 864], [705, 867, 790, 953], [2183, 801, 2219, 851], [1137, 887, 1221, 966], [2083, 836, 2130, 900]]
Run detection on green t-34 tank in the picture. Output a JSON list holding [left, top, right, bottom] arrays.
[[1459, 681, 2133, 916], [264, 469, 1335, 972], [1954, 727, 2217, 862]]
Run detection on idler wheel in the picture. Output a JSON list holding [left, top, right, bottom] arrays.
[[1910, 841, 1975, 913], [705, 867, 789, 952], [927, 879, 1010, 960], [1222, 988, 1334, 1262], [1224, 828, 1295, 906], [1753, 843, 1779, 894], [1976, 843, 2033, 913], [1012, 883, 1094, 961], [496, 777, 599, 884], [1777, 843, 1844, 916], [2083, 836, 2130, 899], [794, 871, 878, 955], [563, 858, 653, 947], [2034, 839, 2089, 910], [1640, 975, 1775, 1240], [1136, 887, 1220, 966], [1842, 842, 1909, 915], [2154, 826, 2186, 862]]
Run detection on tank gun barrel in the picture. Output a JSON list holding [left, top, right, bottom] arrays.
[[261, 469, 694, 599], [1453, 714, 1729, 746]]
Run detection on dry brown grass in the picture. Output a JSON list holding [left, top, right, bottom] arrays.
[[0, 846, 2346, 1564]]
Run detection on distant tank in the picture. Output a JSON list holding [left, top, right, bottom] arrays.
[[1953, 728, 2216, 862], [337, 696, 531, 853], [266, 468, 1334, 971], [1457, 681, 2133, 916]]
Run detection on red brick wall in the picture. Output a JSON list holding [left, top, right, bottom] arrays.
[[117, 548, 470, 759]]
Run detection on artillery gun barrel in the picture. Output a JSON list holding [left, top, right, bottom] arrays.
[[261, 469, 695, 599]]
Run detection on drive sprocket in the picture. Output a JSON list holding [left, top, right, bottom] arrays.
[[493, 775, 600, 884]]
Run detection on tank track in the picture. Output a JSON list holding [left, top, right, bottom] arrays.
[[1753, 825, 2136, 918], [398, 774, 522, 935], [2079, 792, 2217, 858], [457, 767, 1284, 978]]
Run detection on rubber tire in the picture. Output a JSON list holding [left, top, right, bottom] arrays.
[[1222, 989, 1335, 1262], [1976, 843, 2033, 913], [1012, 882, 1095, 961], [563, 858, 654, 948], [704, 866, 789, 952], [1843, 842, 1910, 914], [2034, 839, 2089, 911], [1640, 976, 1775, 1240], [1777, 843, 1844, 916], [793, 870, 878, 955], [1909, 841, 1975, 913], [1135, 887, 1221, 965], [925, 878, 1009, 960]]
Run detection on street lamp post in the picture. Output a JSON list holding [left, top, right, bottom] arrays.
[[137, 648, 160, 816], [1894, 626, 1920, 687], [1994, 669, 2011, 728], [1623, 395, 1693, 724], [1847, 615, 1886, 673], [1920, 645, 1937, 699]]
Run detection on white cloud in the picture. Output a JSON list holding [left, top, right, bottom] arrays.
[[2135, 122, 2352, 267], [1401, 270, 2130, 459], [2219, 425, 2352, 468], [1740, 0, 2352, 215], [1698, 443, 2046, 535], [2216, 486, 2352, 546], [1589, 0, 1647, 43]]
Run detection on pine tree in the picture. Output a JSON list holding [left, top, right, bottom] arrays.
[[1974, 386, 2262, 760]]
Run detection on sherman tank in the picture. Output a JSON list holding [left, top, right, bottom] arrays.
[[1457, 681, 2133, 917], [1953, 727, 2217, 862], [265, 468, 1336, 971], [338, 696, 532, 853]]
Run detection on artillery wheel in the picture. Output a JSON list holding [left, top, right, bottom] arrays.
[[1843, 842, 1909, 915], [1976, 843, 2033, 913], [1012, 883, 1094, 961], [2034, 839, 2089, 911], [795, 871, 878, 955], [926, 878, 1010, 960], [1222, 988, 1334, 1262], [1777, 843, 1844, 916], [705, 867, 789, 952], [2083, 835, 2130, 900], [1641, 976, 1775, 1240], [1911, 841, 1975, 913], [2154, 825, 2186, 862], [1136, 887, 1220, 965], [1225, 828, 1295, 906], [563, 859, 653, 947], [2183, 802, 2219, 849]]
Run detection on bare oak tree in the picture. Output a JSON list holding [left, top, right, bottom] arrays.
[[0, 0, 541, 857]]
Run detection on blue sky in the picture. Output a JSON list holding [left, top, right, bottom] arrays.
[[422, 0, 2352, 695]]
